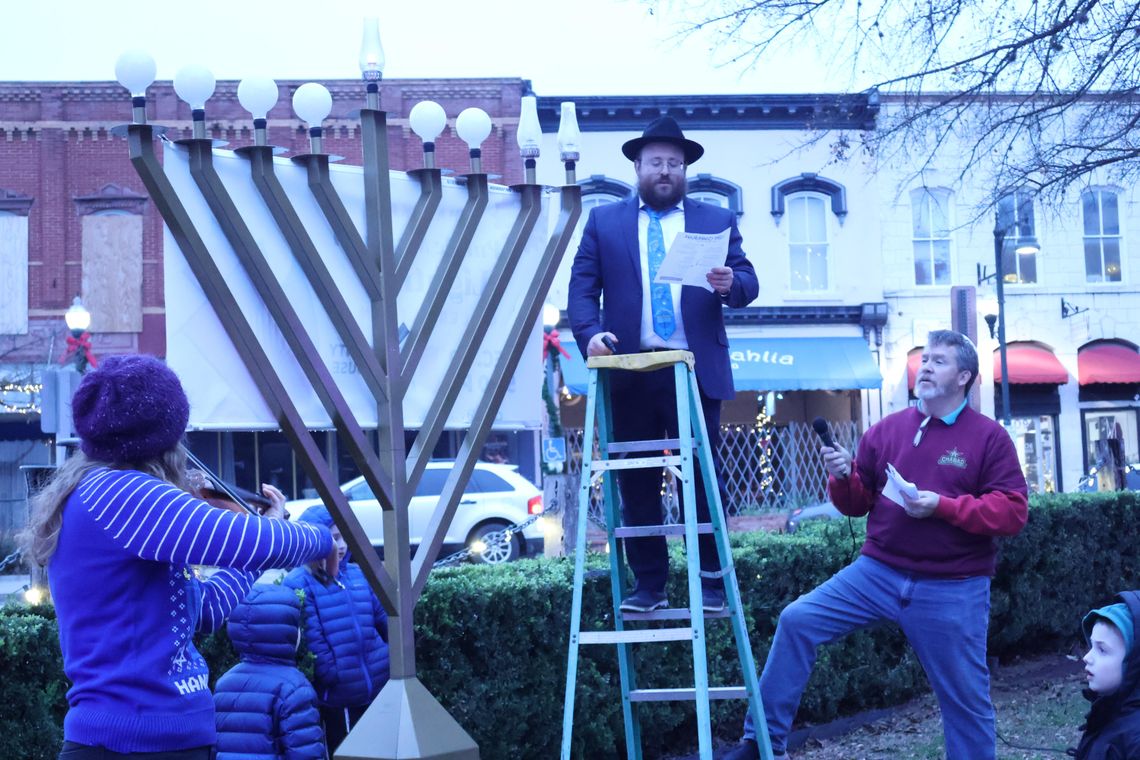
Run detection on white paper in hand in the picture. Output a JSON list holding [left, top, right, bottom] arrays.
[[882, 463, 919, 507], [652, 229, 730, 292]]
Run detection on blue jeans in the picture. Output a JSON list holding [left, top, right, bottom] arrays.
[[744, 555, 995, 759]]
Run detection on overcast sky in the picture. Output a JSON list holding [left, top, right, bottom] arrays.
[[0, 0, 863, 95]]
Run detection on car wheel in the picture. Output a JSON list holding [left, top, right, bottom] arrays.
[[468, 521, 520, 565]]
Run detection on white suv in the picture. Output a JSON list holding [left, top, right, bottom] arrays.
[[284, 461, 544, 564]]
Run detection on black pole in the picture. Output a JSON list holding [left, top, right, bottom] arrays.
[[993, 218, 1012, 426]]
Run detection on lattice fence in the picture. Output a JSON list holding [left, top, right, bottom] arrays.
[[559, 420, 860, 527]]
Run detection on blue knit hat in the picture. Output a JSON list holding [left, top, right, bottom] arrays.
[[1084, 603, 1135, 654], [71, 354, 189, 463]]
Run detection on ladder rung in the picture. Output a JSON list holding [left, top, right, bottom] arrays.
[[614, 523, 712, 538], [629, 686, 748, 702], [622, 608, 731, 621], [590, 455, 681, 471], [606, 438, 685, 454], [577, 627, 694, 645]]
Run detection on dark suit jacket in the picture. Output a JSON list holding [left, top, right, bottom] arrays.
[[567, 195, 758, 400]]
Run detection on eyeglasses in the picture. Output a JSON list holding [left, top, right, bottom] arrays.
[[641, 158, 684, 173], [913, 415, 932, 448]]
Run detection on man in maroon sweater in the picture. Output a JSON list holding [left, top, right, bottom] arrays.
[[724, 330, 1028, 760]]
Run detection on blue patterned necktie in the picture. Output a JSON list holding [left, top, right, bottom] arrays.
[[646, 208, 676, 339]]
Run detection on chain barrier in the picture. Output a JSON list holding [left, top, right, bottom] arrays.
[[0, 549, 23, 574], [431, 513, 543, 568]]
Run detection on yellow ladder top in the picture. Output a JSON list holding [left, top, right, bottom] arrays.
[[586, 350, 695, 373]]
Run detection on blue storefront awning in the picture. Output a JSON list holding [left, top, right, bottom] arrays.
[[729, 337, 881, 391], [558, 335, 882, 395]]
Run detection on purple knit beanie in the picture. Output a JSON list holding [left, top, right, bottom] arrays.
[[71, 354, 190, 463]]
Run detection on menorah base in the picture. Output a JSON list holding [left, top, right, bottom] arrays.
[[334, 677, 480, 760]]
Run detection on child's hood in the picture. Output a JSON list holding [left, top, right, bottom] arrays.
[[226, 583, 303, 664], [296, 504, 352, 570], [297, 505, 335, 530], [1083, 590, 1140, 718]]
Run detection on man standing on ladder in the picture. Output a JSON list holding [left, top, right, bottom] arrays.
[[567, 116, 758, 614], [722, 330, 1028, 760]]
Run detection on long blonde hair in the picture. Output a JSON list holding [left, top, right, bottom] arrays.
[[21, 447, 189, 566]]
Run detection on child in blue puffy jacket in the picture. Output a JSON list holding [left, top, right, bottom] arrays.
[[283, 506, 390, 756], [214, 583, 325, 760]]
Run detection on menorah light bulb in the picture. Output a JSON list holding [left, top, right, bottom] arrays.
[[293, 83, 333, 154], [456, 108, 491, 173], [114, 50, 156, 97], [410, 100, 447, 169], [237, 77, 279, 120], [173, 65, 216, 110]]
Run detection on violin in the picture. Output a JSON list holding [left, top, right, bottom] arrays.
[[184, 448, 268, 515]]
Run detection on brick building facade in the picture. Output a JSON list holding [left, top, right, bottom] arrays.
[[0, 77, 528, 369], [0, 77, 531, 512]]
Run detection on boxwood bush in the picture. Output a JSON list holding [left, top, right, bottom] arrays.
[[2, 492, 1136, 758]]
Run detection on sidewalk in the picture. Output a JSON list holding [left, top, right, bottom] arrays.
[[0, 573, 32, 605]]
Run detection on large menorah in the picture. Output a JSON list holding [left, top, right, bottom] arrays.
[[114, 21, 582, 759]]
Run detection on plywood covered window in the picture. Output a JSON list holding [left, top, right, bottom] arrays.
[[75, 184, 147, 333], [0, 209, 29, 334]]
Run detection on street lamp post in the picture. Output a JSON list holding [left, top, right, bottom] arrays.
[[992, 223, 1012, 427], [979, 209, 1039, 428], [63, 297, 94, 374]]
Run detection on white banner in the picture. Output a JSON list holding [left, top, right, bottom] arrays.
[[163, 142, 545, 431]]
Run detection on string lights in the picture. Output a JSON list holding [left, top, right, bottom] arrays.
[[0, 380, 43, 415]]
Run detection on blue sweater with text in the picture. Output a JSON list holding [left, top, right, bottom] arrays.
[[49, 467, 332, 753]]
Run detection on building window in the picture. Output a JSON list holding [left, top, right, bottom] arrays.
[[0, 209, 30, 335], [545, 176, 631, 315], [0, 190, 33, 336], [787, 192, 829, 292], [75, 184, 148, 335], [997, 191, 1038, 284], [1082, 189, 1123, 283], [1082, 409, 1138, 487], [1011, 415, 1059, 494], [578, 175, 633, 202], [771, 173, 847, 223], [687, 174, 743, 218], [911, 188, 952, 286]]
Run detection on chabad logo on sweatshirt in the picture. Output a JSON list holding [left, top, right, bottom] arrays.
[[937, 448, 967, 469]]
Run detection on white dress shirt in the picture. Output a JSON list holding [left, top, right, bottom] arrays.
[[638, 203, 688, 350]]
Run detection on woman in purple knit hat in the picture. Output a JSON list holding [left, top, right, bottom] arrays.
[[23, 354, 338, 760]]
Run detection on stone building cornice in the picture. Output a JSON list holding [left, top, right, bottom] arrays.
[[536, 92, 880, 132]]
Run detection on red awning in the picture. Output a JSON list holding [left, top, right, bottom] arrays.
[[993, 343, 1068, 384], [906, 348, 923, 390], [1079, 342, 1140, 385]]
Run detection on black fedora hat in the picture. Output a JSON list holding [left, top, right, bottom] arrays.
[[621, 116, 704, 165]]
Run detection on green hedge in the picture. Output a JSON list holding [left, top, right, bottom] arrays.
[[2, 492, 1138, 758]]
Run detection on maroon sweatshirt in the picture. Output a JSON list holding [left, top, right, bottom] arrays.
[[828, 404, 1029, 578]]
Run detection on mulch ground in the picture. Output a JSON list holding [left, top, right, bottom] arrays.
[[666, 652, 1087, 760]]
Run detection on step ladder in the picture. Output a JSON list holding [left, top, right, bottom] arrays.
[[560, 350, 775, 760]]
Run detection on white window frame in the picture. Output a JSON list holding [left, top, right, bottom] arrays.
[[910, 187, 954, 286], [998, 191, 1039, 285], [786, 191, 831, 293], [1082, 187, 1124, 284]]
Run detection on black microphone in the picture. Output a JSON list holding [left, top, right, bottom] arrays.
[[812, 417, 849, 478], [812, 417, 837, 448], [601, 335, 618, 354]]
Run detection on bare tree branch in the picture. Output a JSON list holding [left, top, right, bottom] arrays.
[[656, 0, 1140, 209]]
